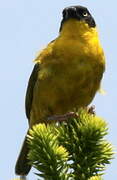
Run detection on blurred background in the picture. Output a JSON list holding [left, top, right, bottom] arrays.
[[0, 0, 116, 179]]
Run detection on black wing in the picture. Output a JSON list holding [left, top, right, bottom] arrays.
[[25, 63, 40, 122]]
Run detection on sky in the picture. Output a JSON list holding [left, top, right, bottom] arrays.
[[0, 0, 116, 180]]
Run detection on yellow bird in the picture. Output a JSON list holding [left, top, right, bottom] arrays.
[[15, 5, 105, 177]]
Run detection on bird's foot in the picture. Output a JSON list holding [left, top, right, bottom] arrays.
[[48, 112, 78, 122], [87, 105, 95, 115]]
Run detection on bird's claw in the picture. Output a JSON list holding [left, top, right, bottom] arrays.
[[87, 105, 95, 115]]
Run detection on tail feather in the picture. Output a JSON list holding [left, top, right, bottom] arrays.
[[15, 132, 31, 175]]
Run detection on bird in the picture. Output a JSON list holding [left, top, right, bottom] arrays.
[[15, 5, 105, 177]]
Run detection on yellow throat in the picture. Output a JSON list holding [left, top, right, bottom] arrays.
[[53, 19, 105, 65]]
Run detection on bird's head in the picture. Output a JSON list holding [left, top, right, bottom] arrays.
[[60, 6, 96, 37]]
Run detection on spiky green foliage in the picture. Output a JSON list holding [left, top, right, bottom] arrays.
[[27, 124, 70, 180], [56, 109, 114, 179], [27, 108, 114, 180]]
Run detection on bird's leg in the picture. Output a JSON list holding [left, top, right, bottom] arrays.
[[47, 112, 78, 122], [87, 105, 95, 115], [47, 106, 95, 123]]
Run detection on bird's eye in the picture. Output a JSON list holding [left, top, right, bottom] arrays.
[[82, 11, 88, 17]]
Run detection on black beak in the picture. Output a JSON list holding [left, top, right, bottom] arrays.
[[63, 6, 79, 20]]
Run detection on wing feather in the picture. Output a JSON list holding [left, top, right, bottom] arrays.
[[25, 63, 40, 122]]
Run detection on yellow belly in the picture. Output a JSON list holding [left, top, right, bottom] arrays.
[[30, 59, 104, 126]]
